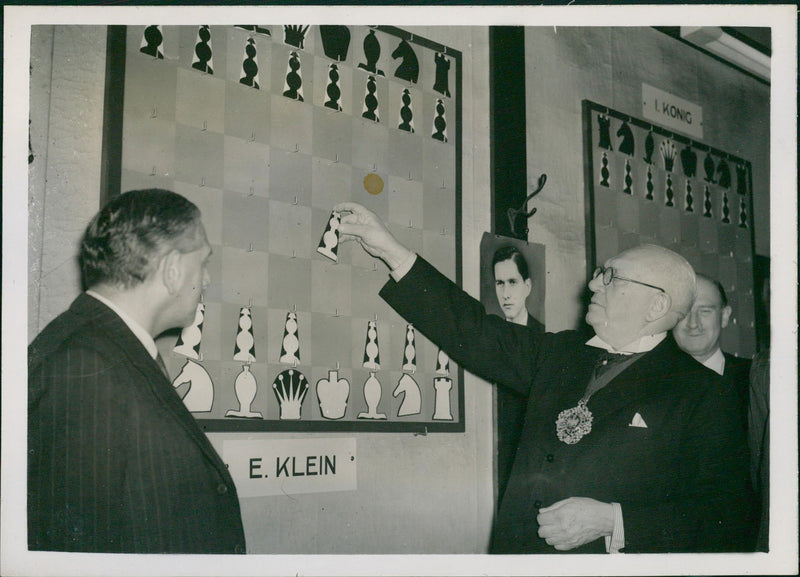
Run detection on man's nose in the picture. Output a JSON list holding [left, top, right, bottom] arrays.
[[587, 274, 603, 292], [686, 310, 700, 329]]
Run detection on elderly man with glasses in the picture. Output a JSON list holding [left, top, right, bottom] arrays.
[[335, 201, 752, 554]]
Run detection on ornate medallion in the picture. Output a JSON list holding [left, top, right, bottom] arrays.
[[555, 400, 593, 444]]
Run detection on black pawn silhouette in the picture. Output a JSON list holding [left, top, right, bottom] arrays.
[[665, 174, 674, 207], [324, 63, 342, 111], [703, 185, 712, 218], [645, 166, 654, 200], [597, 115, 612, 150], [391, 39, 419, 84], [240, 38, 259, 89], [716, 159, 731, 189], [617, 121, 634, 156], [398, 89, 414, 133], [643, 131, 655, 164], [433, 52, 451, 97], [431, 99, 447, 142], [623, 159, 633, 194], [362, 75, 379, 122], [721, 191, 731, 224], [320, 25, 350, 61], [680, 146, 697, 178], [735, 164, 748, 195], [283, 51, 304, 101], [738, 198, 748, 228], [192, 25, 213, 74], [140, 25, 164, 59], [685, 180, 694, 212], [600, 152, 610, 187], [703, 152, 716, 183], [358, 30, 385, 76]]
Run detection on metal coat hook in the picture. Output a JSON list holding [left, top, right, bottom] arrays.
[[507, 173, 547, 239]]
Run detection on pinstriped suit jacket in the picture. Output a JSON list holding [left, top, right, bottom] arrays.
[[28, 293, 246, 553]]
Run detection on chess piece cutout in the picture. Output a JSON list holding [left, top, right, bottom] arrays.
[[616, 121, 634, 156], [680, 145, 697, 178], [225, 365, 263, 418], [391, 38, 419, 83], [173, 302, 205, 360], [665, 173, 674, 207], [597, 114, 612, 150], [642, 131, 655, 164], [361, 75, 380, 122], [140, 25, 164, 59], [716, 158, 731, 189], [283, 25, 310, 49], [685, 180, 694, 212], [272, 368, 309, 420], [362, 320, 381, 370], [433, 377, 453, 421], [735, 164, 748, 195], [435, 348, 450, 376], [738, 197, 749, 228], [279, 311, 301, 365], [235, 25, 271, 37], [319, 25, 350, 61], [397, 89, 415, 133], [316, 210, 341, 261], [703, 152, 716, 183], [433, 52, 451, 97], [393, 373, 421, 417], [659, 139, 676, 172], [172, 359, 215, 413], [401, 324, 416, 372], [703, 185, 713, 218], [283, 51, 304, 101], [233, 306, 256, 363], [721, 191, 731, 224], [316, 369, 350, 420], [357, 372, 387, 420], [623, 159, 633, 195], [191, 25, 214, 74], [431, 99, 448, 142], [645, 166, 654, 200], [599, 152, 610, 187], [239, 38, 260, 89], [324, 64, 343, 111], [358, 29, 385, 76]]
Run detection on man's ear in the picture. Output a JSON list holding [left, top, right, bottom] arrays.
[[720, 305, 732, 329], [646, 291, 672, 322], [524, 278, 532, 297], [161, 249, 183, 295]]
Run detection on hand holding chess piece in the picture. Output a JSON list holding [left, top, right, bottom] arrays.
[[334, 202, 413, 270]]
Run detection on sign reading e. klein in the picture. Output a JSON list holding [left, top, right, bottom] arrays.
[[223, 437, 357, 498], [642, 83, 704, 140]]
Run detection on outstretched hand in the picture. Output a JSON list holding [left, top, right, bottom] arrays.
[[334, 202, 413, 270]]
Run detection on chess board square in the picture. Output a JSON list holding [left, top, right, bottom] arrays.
[[311, 106, 354, 165], [350, 316, 393, 373], [225, 28, 273, 94], [679, 244, 702, 273], [178, 25, 229, 78], [657, 205, 680, 244], [222, 190, 269, 251], [267, 308, 311, 367], [174, 124, 224, 189], [270, 92, 314, 154], [311, 258, 352, 317], [350, 265, 390, 320], [223, 135, 271, 197], [120, 169, 175, 197], [593, 187, 616, 229], [124, 54, 177, 123], [220, 246, 269, 307], [352, 116, 390, 173], [268, 253, 312, 312], [221, 302, 268, 364], [424, 91, 456, 144], [387, 176, 423, 229], [637, 199, 660, 242], [268, 200, 313, 258], [423, 230, 455, 280], [309, 312, 353, 369], [176, 67, 226, 133], [718, 256, 737, 293], [173, 181, 224, 245], [224, 82, 272, 146], [313, 56, 353, 115], [387, 223, 424, 257], [699, 252, 720, 279], [735, 228, 753, 262], [387, 126, 424, 181], [679, 213, 699, 249], [388, 82, 423, 131], [311, 156, 353, 210], [421, 185, 456, 238], [351, 168, 389, 214], [422, 137, 455, 191], [121, 114, 176, 178], [128, 25, 180, 61], [615, 191, 639, 234], [269, 148, 312, 205], [595, 226, 620, 263], [698, 218, 719, 254]]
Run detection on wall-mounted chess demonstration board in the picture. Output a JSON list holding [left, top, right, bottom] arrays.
[[582, 100, 757, 358], [119, 24, 463, 432]]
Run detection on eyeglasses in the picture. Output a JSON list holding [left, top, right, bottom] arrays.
[[592, 266, 665, 293]]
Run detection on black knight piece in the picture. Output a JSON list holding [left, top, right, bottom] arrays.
[[391, 38, 419, 83], [616, 121, 634, 156]]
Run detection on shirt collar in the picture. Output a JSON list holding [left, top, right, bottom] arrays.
[[586, 332, 667, 355], [86, 290, 159, 359], [700, 347, 725, 376]]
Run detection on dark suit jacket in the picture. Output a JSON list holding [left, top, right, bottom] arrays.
[[723, 352, 752, 421], [381, 257, 751, 553], [28, 293, 246, 553]]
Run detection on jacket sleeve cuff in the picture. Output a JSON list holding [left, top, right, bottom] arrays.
[[389, 252, 418, 282]]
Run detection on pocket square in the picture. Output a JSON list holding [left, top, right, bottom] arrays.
[[629, 412, 647, 428]]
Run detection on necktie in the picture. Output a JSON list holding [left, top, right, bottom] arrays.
[[155, 353, 170, 380]]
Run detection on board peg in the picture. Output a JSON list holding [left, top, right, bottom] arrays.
[[408, 218, 413, 228], [291, 249, 296, 259], [440, 227, 447, 236], [334, 307, 339, 318], [372, 262, 378, 272], [374, 313, 378, 322], [336, 361, 340, 370], [150, 166, 157, 177], [200, 292, 204, 303], [150, 106, 158, 119], [248, 242, 254, 252], [201, 120, 207, 132], [408, 170, 413, 181], [248, 185, 254, 197], [333, 153, 339, 164], [293, 303, 297, 313], [371, 163, 377, 172], [292, 195, 298, 205], [248, 296, 253, 308], [249, 131, 256, 142], [440, 178, 446, 189], [200, 176, 206, 187], [292, 143, 300, 153]]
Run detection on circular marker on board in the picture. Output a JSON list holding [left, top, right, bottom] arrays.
[[363, 173, 384, 195]]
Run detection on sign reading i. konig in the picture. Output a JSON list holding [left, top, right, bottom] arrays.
[[642, 83, 704, 140], [222, 437, 357, 497]]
